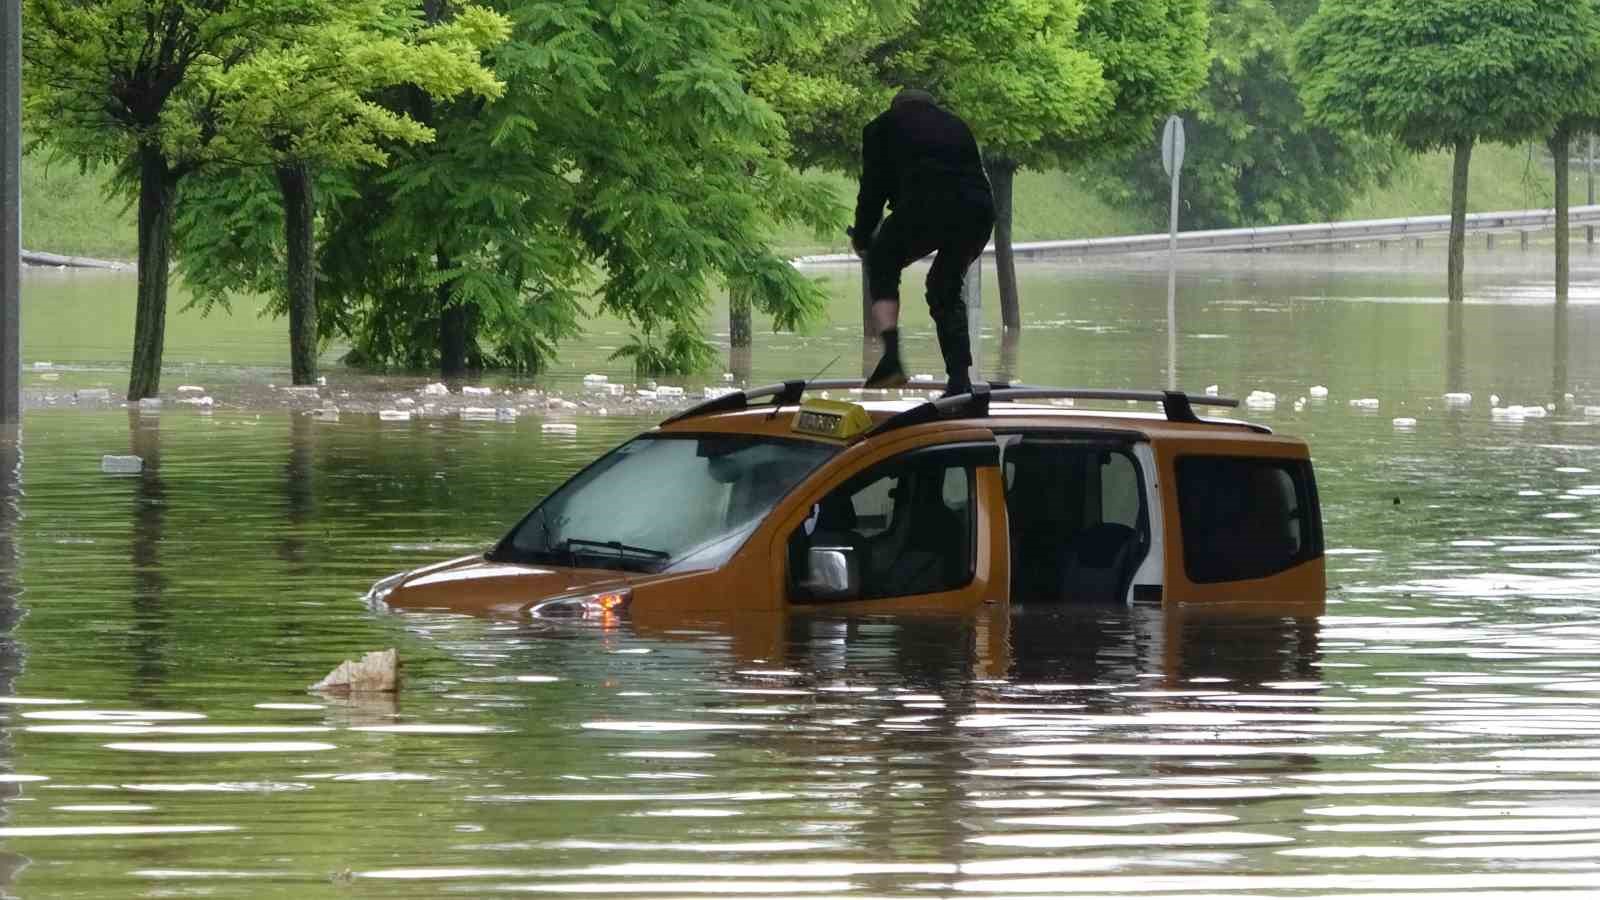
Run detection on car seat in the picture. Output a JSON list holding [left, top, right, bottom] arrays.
[[1059, 522, 1139, 604]]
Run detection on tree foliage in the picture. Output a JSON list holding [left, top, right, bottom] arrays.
[[1296, 0, 1600, 303], [1091, 0, 1401, 230], [316, 0, 845, 378]]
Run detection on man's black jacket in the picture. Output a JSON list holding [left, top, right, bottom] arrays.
[[853, 99, 993, 248]]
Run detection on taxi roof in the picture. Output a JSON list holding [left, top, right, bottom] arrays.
[[655, 380, 1301, 448]]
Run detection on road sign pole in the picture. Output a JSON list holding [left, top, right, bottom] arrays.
[[1, 0, 19, 424], [1161, 116, 1185, 392]]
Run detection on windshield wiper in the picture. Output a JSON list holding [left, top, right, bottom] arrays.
[[561, 538, 670, 562]]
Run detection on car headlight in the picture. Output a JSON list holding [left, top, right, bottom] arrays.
[[364, 571, 410, 610], [527, 588, 632, 618]]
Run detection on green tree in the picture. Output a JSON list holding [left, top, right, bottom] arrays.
[[1296, 0, 1600, 304], [1090, 0, 1400, 232], [173, 0, 509, 385], [319, 0, 842, 379], [24, 0, 321, 399]]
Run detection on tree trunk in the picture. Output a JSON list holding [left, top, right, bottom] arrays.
[[729, 284, 751, 349], [437, 247, 469, 377], [991, 159, 1020, 331], [1448, 137, 1473, 305], [128, 144, 176, 400], [277, 163, 318, 385], [1552, 125, 1571, 308]]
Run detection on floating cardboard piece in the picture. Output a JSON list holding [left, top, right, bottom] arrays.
[[309, 649, 398, 694]]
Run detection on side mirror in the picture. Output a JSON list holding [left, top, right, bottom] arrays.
[[805, 546, 861, 601]]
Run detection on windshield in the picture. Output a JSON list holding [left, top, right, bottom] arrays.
[[493, 434, 837, 573]]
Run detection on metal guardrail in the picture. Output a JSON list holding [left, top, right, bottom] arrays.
[[793, 205, 1600, 266]]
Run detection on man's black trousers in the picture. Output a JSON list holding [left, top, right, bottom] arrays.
[[866, 202, 996, 380]]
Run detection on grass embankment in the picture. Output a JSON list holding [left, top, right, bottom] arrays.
[[18, 141, 1575, 261]]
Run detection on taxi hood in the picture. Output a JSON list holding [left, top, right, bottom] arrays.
[[378, 555, 633, 616]]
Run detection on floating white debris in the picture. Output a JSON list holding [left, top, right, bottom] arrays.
[[582, 373, 608, 384], [309, 649, 398, 694], [378, 409, 412, 422], [1293, 399, 1306, 412], [310, 408, 340, 422], [177, 385, 205, 394], [1245, 390, 1277, 409], [912, 373, 936, 383], [1490, 393, 1501, 406], [462, 386, 493, 397], [656, 386, 685, 399], [1309, 385, 1329, 398], [100, 455, 143, 475], [496, 408, 519, 422], [137, 398, 162, 411], [1564, 392, 1576, 404], [176, 395, 214, 408], [1349, 398, 1380, 410], [1444, 392, 1472, 405], [316, 376, 327, 387], [587, 382, 623, 396], [554, 399, 578, 410], [1049, 398, 1074, 407], [1204, 384, 1220, 396], [395, 398, 415, 408], [1491, 406, 1526, 420], [39, 373, 59, 381], [542, 423, 578, 434], [32, 362, 52, 370], [280, 386, 319, 397], [1585, 406, 1600, 417], [635, 389, 657, 401], [597, 408, 609, 416], [722, 373, 735, 382], [460, 407, 496, 421], [421, 382, 449, 396], [703, 387, 737, 400], [1392, 417, 1418, 429], [75, 388, 111, 402], [1526, 405, 1550, 418]]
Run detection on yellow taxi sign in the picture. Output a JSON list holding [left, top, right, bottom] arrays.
[[792, 399, 872, 441]]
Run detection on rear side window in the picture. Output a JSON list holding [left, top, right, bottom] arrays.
[[1177, 456, 1321, 583]]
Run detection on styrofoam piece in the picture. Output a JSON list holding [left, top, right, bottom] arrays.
[[177, 385, 206, 394], [1349, 398, 1380, 410], [1309, 385, 1329, 398], [176, 395, 214, 408], [912, 373, 936, 383], [75, 388, 111, 402], [460, 407, 497, 420], [496, 408, 519, 421], [280, 385, 319, 397], [656, 386, 685, 398], [316, 376, 327, 386], [101, 455, 143, 474], [1245, 390, 1277, 409], [462, 386, 493, 397], [1584, 406, 1600, 417], [542, 423, 579, 434], [635, 389, 657, 401], [395, 398, 416, 408], [310, 408, 340, 422], [1524, 405, 1549, 418], [1443, 392, 1472, 405], [1205, 384, 1220, 396], [379, 409, 412, 422], [32, 361, 52, 370], [703, 387, 737, 400], [137, 398, 162, 411], [421, 382, 449, 396], [1490, 394, 1501, 406], [1392, 417, 1418, 428], [587, 381, 622, 396], [582, 373, 608, 384], [39, 373, 59, 381], [722, 373, 735, 382]]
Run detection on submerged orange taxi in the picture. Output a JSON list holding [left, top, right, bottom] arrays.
[[369, 379, 1325, 618]]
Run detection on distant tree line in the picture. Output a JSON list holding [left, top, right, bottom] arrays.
[[20, 0, 1597, 399]]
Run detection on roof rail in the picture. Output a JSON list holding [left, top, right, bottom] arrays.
[[867, 387, 1248, 436], [657, 377, 1010, 426]]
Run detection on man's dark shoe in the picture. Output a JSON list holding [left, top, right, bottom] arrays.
[[864, 352, 908, 389], [939, 378, 972, 399]]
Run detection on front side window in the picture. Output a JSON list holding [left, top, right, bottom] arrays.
[[496, 434, 836, 573], [790, 446, 982, 600], [1177, 456, 1321, 583]]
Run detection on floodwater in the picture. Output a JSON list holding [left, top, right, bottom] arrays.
[[4, 245, 1600, 896]]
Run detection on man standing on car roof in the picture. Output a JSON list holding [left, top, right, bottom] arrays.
[[851, 88, 996, 397]]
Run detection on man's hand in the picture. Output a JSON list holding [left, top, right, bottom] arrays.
[[847, 226, 869, 259]]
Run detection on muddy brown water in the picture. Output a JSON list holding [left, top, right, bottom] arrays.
[[3, 246, 1600, 896]]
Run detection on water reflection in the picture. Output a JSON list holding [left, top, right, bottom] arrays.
[[127, 409, 168, 699], [0, 429, 30, 889]]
